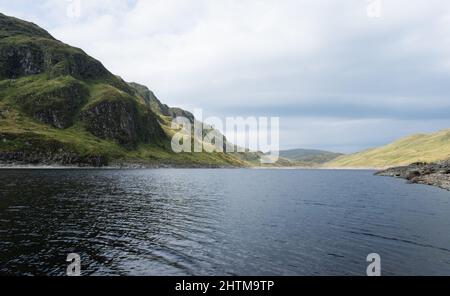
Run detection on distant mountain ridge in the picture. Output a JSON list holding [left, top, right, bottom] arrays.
[[279, 148, 343, 166], [326, 129, 450, 168]]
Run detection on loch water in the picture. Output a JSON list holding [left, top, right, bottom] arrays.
[[1, 169, 449, 275]]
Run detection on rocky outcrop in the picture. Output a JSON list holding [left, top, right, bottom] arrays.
[[0, 42, 44, 78], [128, 82, 195, 123], [376, 161, 450, 191], [81, 96, 164, 149], [138, 109, 166, 143], [0, 13, 131, 93], [0, 12, 54, 39], [128, 82, 171, 116], [0, 37, 113, 81], [168, 107, 195, 123], [14, 77, 89, 129], [81, 99, 140, 148]]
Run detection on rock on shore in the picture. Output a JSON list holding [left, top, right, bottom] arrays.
[[0, 151, 108, 167], [376, 160, 450, 191]]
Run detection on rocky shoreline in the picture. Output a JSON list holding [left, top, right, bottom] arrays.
[[0, 152, 241, 169], [376, 160, 450, 191], [0, 151, 108, 167]]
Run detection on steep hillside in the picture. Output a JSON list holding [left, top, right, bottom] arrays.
[[326, 129, 450, 168], [0, 13, 255, 167]]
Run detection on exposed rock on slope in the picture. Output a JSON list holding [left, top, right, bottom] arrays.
[[128, 82, 195, 123], [128, 82, 171, 116], [11, 76, 89, 128], [81, 93, 163, 149], [0, 14, 54, 39], [0, 132, 107, 166]]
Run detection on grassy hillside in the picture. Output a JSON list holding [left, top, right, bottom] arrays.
[[0, 12, 258, 167], [326, 129, 450, 168], [279, 148, 342, 166]]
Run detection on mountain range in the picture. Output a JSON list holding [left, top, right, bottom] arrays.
[[0, 13, 258, 167], [278, 149, 343, 166]]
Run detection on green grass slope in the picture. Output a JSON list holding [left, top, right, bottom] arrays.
[[326, 129, 450, 168]]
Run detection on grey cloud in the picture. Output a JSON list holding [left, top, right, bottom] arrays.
[[1, 0, 450, 151]]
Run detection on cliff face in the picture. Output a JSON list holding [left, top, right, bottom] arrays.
[[0, 13, 252, 167], [81, 96, 164, 149], [0, 28, 116, 82], [10, 76, 90, 129]]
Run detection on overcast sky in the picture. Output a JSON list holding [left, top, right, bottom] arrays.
[[1, 0, 450, 152]]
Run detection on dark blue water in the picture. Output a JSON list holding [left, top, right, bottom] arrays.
[[0, 169, 449, 276]]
